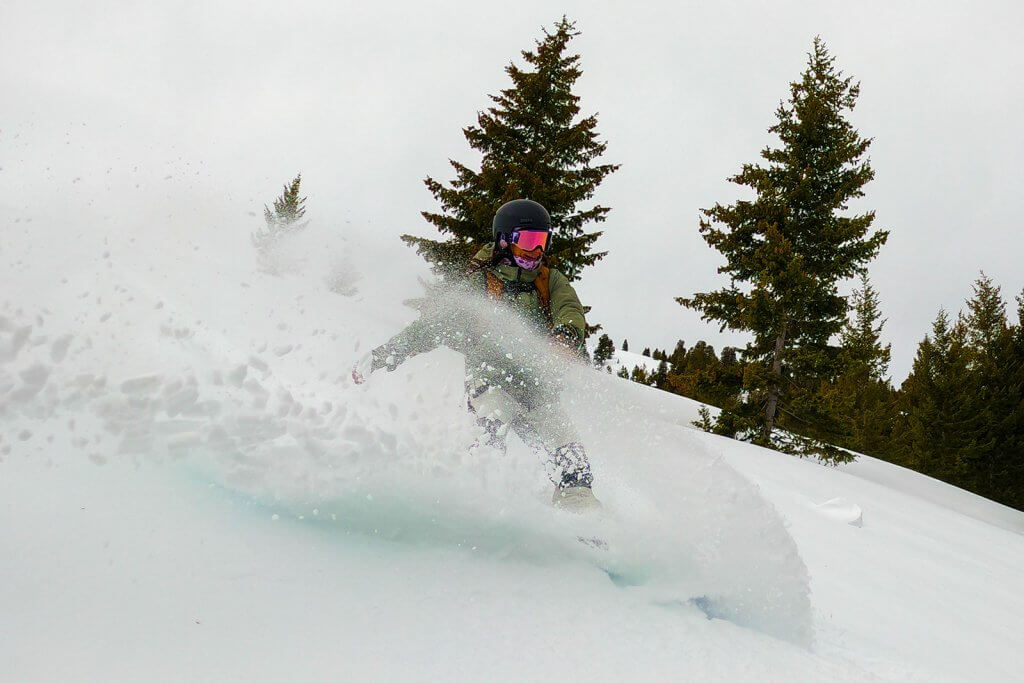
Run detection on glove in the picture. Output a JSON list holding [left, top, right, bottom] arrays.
[[351, 351, 375, 385], [550, 325, 583, 355], [351, 344, 404, 384]]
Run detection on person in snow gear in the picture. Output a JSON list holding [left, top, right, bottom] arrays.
[[352, 199, 600, 512]]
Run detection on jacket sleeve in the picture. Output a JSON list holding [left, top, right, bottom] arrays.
[[548, 269, 587, 340], [369, 316, 439, 371], [370, 270, 487, 371]]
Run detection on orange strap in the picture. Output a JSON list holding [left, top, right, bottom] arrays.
[[485, 271, 504, 299], [484, 266, 552, 326], [535, 266, 551, 324]]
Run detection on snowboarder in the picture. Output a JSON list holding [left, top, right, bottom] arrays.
[[352, 199, 600, 512]]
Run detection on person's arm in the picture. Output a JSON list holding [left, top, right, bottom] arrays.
[[352, 313, 445, 383], [547, 269, 587, 350], [353, 271, 487, 383]]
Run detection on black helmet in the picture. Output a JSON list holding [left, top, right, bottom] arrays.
[[491, 199, 552, 239]]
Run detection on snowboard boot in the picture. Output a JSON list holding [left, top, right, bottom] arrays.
[[468, 416, 508, 456], [552, 485, 602, 513]]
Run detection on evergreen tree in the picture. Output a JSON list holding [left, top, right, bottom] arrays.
[[630, 365, 650, 385], [252, 174, 310, 273], [669, 340, 687, 367], [957, 273, 1011, 499], [962, 272, 1008, 354], [592, 333, 616, 366], [811, 273, 897, 458], [840, 273, 891, 380], [1000, 290, 1024, 508], [253, 174, 308, 246], [677, 38, 887, 460], [616, 366, 630, 379], [653, 359, 670, 389], [642, 347, 651, 357], [897, 280, 1024, 510], [402, 17, 619, 280], [622, 339, 629, 352], [664, 341, 742, 409], [900, 310, 972, 480]]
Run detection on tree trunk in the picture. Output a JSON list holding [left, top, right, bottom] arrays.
[[764, 323, 788, 443]]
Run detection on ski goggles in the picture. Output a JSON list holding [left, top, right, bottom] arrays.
[[507, 229, 549, 253]]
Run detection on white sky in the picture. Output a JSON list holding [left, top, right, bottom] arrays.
[[3, 0, 1022, 382]]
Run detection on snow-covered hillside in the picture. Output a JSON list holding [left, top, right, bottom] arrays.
[[3, 215, 1024, 682]]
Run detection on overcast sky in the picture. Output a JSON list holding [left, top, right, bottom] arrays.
[[3, 0, 1023, 382]]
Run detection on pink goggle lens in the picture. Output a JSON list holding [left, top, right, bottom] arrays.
[[511, 230, 549, 252]]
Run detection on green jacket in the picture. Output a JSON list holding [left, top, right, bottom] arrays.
[[467, 245, 586, 340], [372, 246, 586, 392]]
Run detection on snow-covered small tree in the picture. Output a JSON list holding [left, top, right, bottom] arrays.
[[252, 174, 309, 272]]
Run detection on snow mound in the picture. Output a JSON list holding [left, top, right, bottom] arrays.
[[813, 497, 864, 527]]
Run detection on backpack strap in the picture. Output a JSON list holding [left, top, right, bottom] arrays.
[[535, 266, 552, 326], [482, 265, 553, 329], [485, 271, 504, 300]]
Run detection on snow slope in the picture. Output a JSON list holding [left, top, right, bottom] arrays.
[[3, 213, 1024, 682]]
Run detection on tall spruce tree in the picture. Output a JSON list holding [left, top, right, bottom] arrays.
[[678, 38, 887, 460], [840, 273, 891, 380], [816, 274, 896, 458], [900, 310, 972, 480], [402, 18, 619, 281], [896, 278, 1024, 510], [1004, 290, 1024, 508], [962, 272, 1008, 353], [958, 273, 1011, 499]]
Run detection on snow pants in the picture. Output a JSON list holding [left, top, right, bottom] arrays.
[[466, 377, 593, 488]]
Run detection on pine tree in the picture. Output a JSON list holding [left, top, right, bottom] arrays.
[[677, 38, 887, 460], [957, 273, 1011, 499], [252, 174, 310, 272], [1001, 290, 1024, 508], [812, 273, 897, 457], [653, 359, 670, 389], [622, 339, 629, 352], [402, 17, 619, 281], [962, 272, 1008, 354], [266, 175, 306, 229], [669, 340, 687, 367], [630, 365, 650, 385], [840, 273, 891, 380], [253, 175, 308, 246], [592, 333, 616, 366], [900, 310, 972, 480]]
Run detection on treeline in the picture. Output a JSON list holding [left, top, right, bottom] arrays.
[[608, 272, 1024, 510]]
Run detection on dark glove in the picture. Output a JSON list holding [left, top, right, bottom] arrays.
[[550, 325, 583, 353]]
